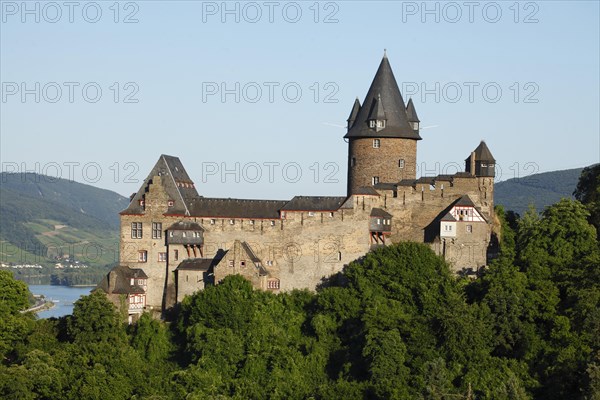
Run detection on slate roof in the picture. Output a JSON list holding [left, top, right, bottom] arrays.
[[347, 98, 361, 128], [188, 198, 287, 219], [441, 212, 457, 222], [455, 195, 477, 207], [344, 53, 421, 140], [281, 196, 346, 212], [167, 220, 205, 231], [370, 208, 393, 218], [406, 98, 420, 122], [416, 177, 436, 185], [374, 182, 398, 190], [354, 186, 380, 196], [175, 258, 215, 271], [121, 155, 199, 216], [97, 265, 148, 295], [466, 141, 496, 163], [397, 179, 417, 187]]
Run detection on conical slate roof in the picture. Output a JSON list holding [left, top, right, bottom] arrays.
[[467, 141, 496, 163], [347, 98, 361, 128], [345, 53, 421, 140], [406, 98, 420, 122]]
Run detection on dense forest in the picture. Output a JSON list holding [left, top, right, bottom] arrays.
[[0, 165, 598, 399]]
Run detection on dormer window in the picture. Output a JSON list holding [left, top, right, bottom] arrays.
[[377, 120, 385, 128], [411, 121, 419, 130]]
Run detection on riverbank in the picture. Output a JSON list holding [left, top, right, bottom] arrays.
[[22, 295, 56, 314]]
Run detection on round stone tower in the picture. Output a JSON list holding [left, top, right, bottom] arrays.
[[345, 52, 422, 195]]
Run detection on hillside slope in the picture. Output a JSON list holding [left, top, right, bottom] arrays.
[[0, 174, 129, 283], [495, 167, 584, 215]]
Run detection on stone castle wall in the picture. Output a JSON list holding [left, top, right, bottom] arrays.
[[119, 173, 493, 309]]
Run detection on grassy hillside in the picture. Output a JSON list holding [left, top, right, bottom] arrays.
[[495, 167, 584, 215], [0, 173, 128, 284]]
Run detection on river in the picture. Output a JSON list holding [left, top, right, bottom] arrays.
[[29, 285, 94, 319]]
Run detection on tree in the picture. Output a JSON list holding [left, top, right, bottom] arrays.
[[574, 164, 600, 234]]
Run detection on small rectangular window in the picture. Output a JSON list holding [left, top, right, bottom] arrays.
[[158, 252, 167, 262], [308, 212, 315, 217], [152, 222, 162, 239], [174, 249, 179, 261], [373, 139, 380, 148], [138, 250, 147, 262], [270, 221, 276, 226], [466, 225, 473, 233], [372, 176, 380, 185], [399, 159, 405, 169], [249, 220, 255, 225], [210, 219, 216, 225], [131, 222, 143, 239], [351, 157, 356, 167], [230, 219, 235, 225], [228, 260, 234, 267]]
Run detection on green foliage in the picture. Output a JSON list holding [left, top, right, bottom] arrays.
[[1, 206, 598, 399], [574, 163, 600, 234], [0, 271, 33, 359]]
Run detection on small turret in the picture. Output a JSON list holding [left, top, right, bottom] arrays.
[[406, 98, 420, 132], [466, 141, 496, 177], [347, 98, 361, 129], [367, 94, 387, 131]]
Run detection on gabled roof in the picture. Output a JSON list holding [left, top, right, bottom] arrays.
[[441, 212, 456, 222], [167, 220, 204, 231], [347, 98, 361, 128], [281, 196, 346, 212], [466, 141, 496, 163], [455, 195, 476, 207], [96, 265, 148, 295], [121, 155, 199, 216], [188, 198, 287, 219], [370, 208, 393, 218], [344, 53, 421, 140], [406, 98, 420, 122]]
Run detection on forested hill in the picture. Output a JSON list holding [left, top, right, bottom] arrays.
[[0, 173, 128, 279], [0, 172, 128, 227], [495, 167, 585, 215]]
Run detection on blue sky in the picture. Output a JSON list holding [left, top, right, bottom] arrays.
[[1, 1, 599, 199]]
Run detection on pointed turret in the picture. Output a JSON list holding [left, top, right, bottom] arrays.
[[367, 94, 387, 131], [347, 98, 361, 129], [406, 98, 420, 131], [465, 141, 496, 177], [344, 53, 420, 140]]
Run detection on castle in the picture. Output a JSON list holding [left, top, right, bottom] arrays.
[[98, 53, 496, 321]]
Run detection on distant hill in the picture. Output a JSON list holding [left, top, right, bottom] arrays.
[[0, 173, 129, 281], [495, 167, 584, 216]]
